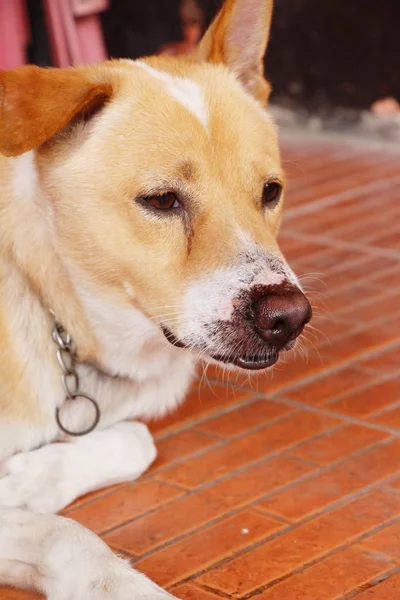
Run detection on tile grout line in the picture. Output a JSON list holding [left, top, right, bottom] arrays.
[[275, 370, 397, 411], [307, 263, 400, 303], [271, 396, 400, 438], [342, 566, 400, 600], [284, 173, 400, 219], [169, 513, 400, 598], [283, 230, 400, 260], [106, 437, 399, 565], [321, 371, 399, 410]]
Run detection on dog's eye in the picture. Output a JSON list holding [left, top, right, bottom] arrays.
[[262, 181, 282, 208], [144, 192, 180, 211]]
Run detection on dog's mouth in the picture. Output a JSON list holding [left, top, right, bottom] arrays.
[[162, 327, 286, 371], [212, 352, 279, 370]]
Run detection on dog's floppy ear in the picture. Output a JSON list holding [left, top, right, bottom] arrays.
[[0, 65, 113, 157], [196, 0, 273, 105]]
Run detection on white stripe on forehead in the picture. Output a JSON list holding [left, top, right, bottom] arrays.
[[136, 61, 208, 129]]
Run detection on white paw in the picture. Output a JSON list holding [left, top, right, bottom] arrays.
[[0, 422, 157, 514], [0, 445, 71, 513], [108, 421, 157, 471]]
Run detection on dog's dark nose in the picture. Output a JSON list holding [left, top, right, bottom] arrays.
[[253, 288, 312, 347]]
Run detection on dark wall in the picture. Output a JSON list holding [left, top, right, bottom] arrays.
[[102, 0, 182, 60], [23, 0, 399, 112], [26, 0, 398, 112], [103, 0, 399, 113], [266, 0, 400, 111]]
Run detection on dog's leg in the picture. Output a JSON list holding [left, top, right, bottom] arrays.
[[0, 507, 177, 599], [0, 421, 156, 513]]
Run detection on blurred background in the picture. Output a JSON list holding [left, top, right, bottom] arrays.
[[1, 0, 399, 140]]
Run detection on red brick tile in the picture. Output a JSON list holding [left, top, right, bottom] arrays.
[[279, 236, 307, 256], [196, 490, 400, 596], [360, 521, 400, 561], [149, 430, 218, 472], [331, 277, 399, 314], [65, 482, 125, 511], [64, 481, 185, 535], [292, 186, 386, 234], [322, 257, 398, 290], [325, 285, 379, 313], [370, 407, 400, 430], [370, 231, 400, 250], [103, 456, 313, 555], [156, 412, 339, 489], [360, 346, 400, 373], [283, 241, 330, 264], [327, 379, 399, 418], [0, 590, 40, 600], [136, 511, 282, 588], [353, 573, 400, 599], [297, 249, 365, 273], [339, 292, 400, 324], [258, 439, 400, 521], [329, 282, 388, 312], [196, 399, 292, 438], [368, 269, 400, 290], [256, 349, 340, 394], [291, 160, 400, 207], [337, 210, 400, 243], [308, 317, 350, 343], [290, 425, 389, 466], [321, 329, 400, 363], [388, 477, 400, 491], [148, 385, 251, 435], [257, 547, 395, 600], [171, 584, 221, 599], [282, 367, 375, 405]]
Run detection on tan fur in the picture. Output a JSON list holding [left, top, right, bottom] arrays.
[[0, 66, 114, 157], [196, 0, 274, 103]]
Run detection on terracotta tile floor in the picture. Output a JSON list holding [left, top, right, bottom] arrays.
[[3, 134, 400, 599]]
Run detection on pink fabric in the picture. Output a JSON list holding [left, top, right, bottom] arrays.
[[44, 0, 71, 67], [0, 0, 29, 70], [76, 15, 108, 64], [0, 0, 108, 70], [43, 0, 109, 68], [71, 0, 109, 18]]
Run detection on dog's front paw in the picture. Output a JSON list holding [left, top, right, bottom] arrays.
[[0, 421, 157, 514], [0, 444, 71, 513]]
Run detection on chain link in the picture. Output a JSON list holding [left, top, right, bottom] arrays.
[[50, 311, 100, 437]]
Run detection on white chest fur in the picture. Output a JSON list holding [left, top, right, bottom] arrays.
[[58, 281, 196, 435]]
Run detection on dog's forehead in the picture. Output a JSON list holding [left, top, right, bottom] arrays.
[[135, 61, 209, 130], [117, 58, 277, 143]]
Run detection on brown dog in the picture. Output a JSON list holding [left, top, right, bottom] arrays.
[[0, 0, 311, 597]]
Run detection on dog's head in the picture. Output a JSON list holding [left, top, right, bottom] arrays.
[[0, 0, 311, 373]]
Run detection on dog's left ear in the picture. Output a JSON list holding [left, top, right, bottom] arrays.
[[0, 65, 113, 157], [196, 0, 273, 105]]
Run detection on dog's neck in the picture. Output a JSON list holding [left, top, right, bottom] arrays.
[[71, 273, 187, 382], [3, 151, 98, 363], [4, 151, 185, 384]]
